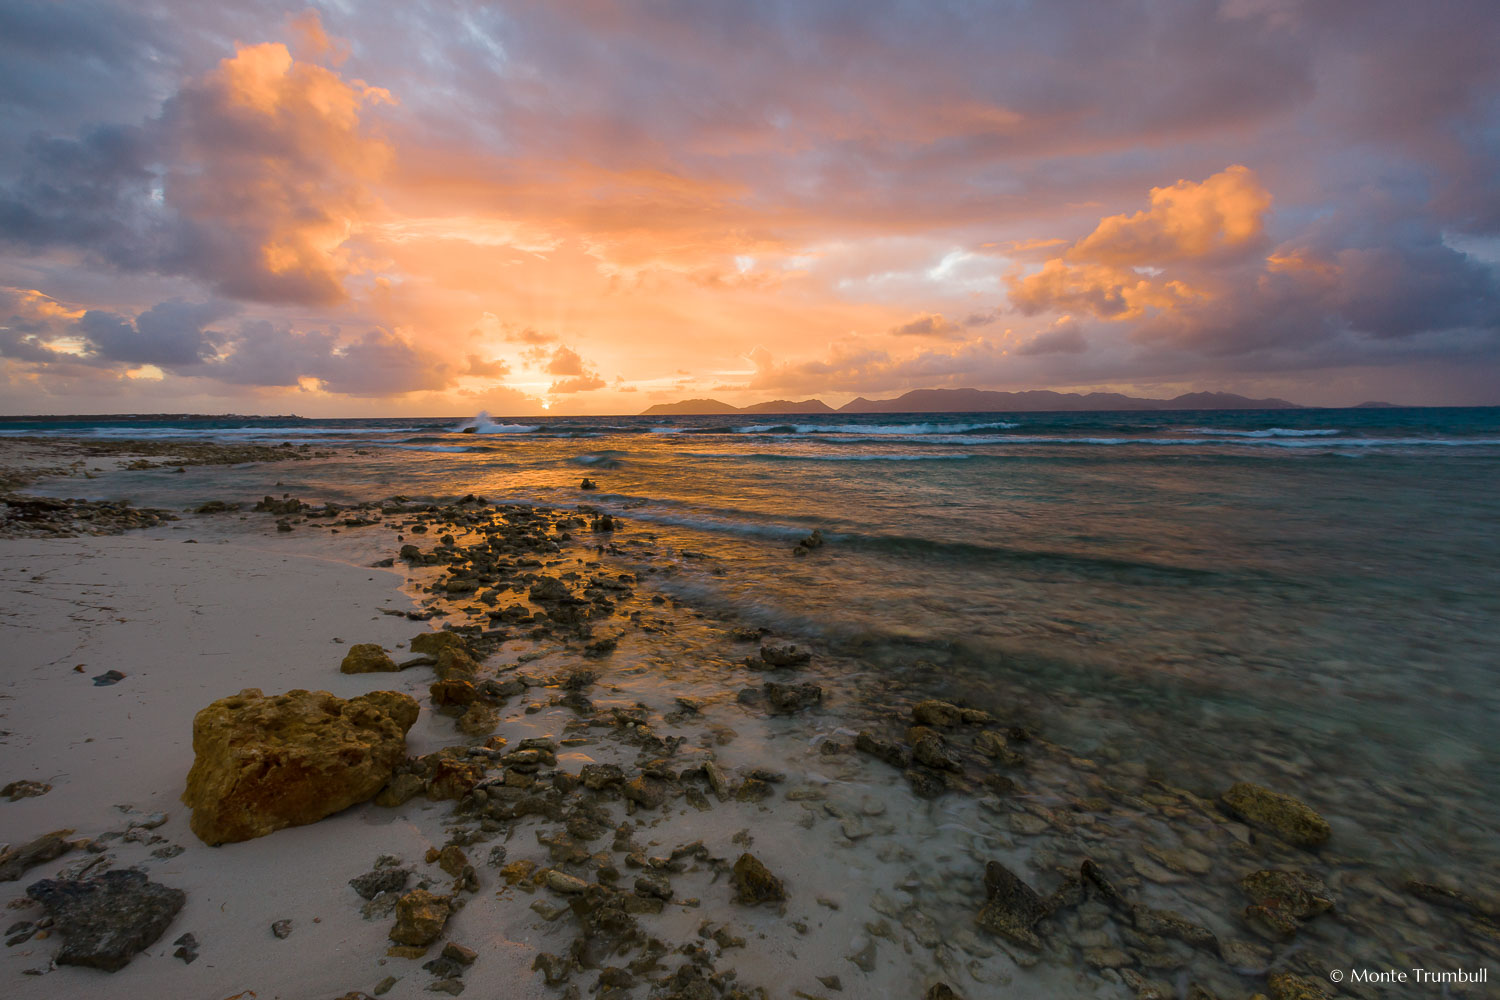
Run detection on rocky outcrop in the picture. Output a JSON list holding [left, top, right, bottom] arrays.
[[182, 688, 420, 845], [26, 869, 185, 971], [340, 643, 398, 673], [1221, 782, 1331, 848]]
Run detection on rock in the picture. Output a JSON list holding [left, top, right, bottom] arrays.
[[410, 631, 470, 657], [376, 772, 425, 807], [435, 846, 470, 878], [389, 889, 451, 946], [623, 775, 671, 810], [973, 731, 1023, 765], [763, 681, 823, 714], [759, 644, 811, 667], [25, 869, 185, 972], [172, 931, 198, 964], [429, 678, 478, 708], [2, 780, 51, 800], [910, 730, 962, 772], [0, 829, 76, 882], [442, 942, 477, 965], [703, 761, 731, 800], [731, 853, 786, 905], [1220, 782, 1331, 848], [855, 731, 911, 768], [580, 478, 598, 490], [925, 986, 959, 1000], [271, 919, 293, 939], [904, 769, 948, 798], [374, 976, 399, 995], [976, 861, 1048, 950], [1240, 869, 1333, 936], [1267, 972, 1332, 1000], [912, 700, 964, 727], [635, 874, 672, 900], [351, 868, 412, 900], [544, 870, 589, 894], [92, 669, 126, 686], [423, 757, 486, 800], [435, 648, 481, 680], [181, 688, 419, 845], [528, 577, 571, 602], [533, 951, 571, 986], [340, 643, 398, 673]]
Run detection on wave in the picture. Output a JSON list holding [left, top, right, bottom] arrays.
[[1195, 427, 1341, 438], [570, 451, 629, 468], [679, 451, 976, 462], [735, 421, 1020, 435], [453, 411, 540, 434]]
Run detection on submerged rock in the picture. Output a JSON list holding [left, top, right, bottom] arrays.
[[731, 853, 786, 905], [763, 681, 823, 714], [26, 869, 185, 972], [341, 643, 399, 673], [1221, 782, 1331, 848], [182, 688, 419, 845], [855, 731, 912, 768], [976, 861, 1048, 950], [759, 644, 811, 667], [1240, 869, 1334, 937]]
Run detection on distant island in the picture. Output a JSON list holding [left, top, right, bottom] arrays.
[[642, 387, 1301, 415]]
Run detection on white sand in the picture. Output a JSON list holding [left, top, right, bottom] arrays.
[[0, 528, 556, 999]]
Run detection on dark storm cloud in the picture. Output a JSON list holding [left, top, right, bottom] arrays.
[[79, 299, 235, 365]]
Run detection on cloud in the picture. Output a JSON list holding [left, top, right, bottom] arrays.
[[80, 299, 236, 365], [542, 344, 606, 392], [1008, 166, 1270, 319], [0, 33, 394, 306], [549, 373, 606, 393], [545, 345, 586, 376], [463, 354, 510, 378], [1016, 320, 1087, 355], [888, 312, 963, 339]]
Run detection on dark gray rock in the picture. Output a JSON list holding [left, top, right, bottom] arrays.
[[26, 869, 185, 971], [350, 867, 412, 900]]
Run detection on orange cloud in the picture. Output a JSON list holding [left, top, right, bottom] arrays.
[[164, 40, 396, 305], [1008, 166, 1272, 319]]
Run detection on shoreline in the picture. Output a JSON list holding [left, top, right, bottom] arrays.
[[2, 439, 1498, 999]]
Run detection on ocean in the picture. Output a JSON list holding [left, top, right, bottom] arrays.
[[10, 405, 1500, 988]]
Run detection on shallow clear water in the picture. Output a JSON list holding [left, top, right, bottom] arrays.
[[19, 407, 1500, 873]]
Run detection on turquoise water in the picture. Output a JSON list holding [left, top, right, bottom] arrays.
[[18, 407, 1500, 870]]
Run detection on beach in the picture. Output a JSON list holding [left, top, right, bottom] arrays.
[[2, 418, 1499, 1000]]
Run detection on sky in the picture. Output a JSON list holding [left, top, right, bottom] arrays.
[[1, 0, 1498, 415]]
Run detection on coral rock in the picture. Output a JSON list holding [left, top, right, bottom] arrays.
[[1221, 782, 1331, 848], [182, 688, 419, 845], [340, 643, 398, 673]]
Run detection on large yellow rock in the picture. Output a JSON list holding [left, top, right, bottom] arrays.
[[182, 688, 420, 845]]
